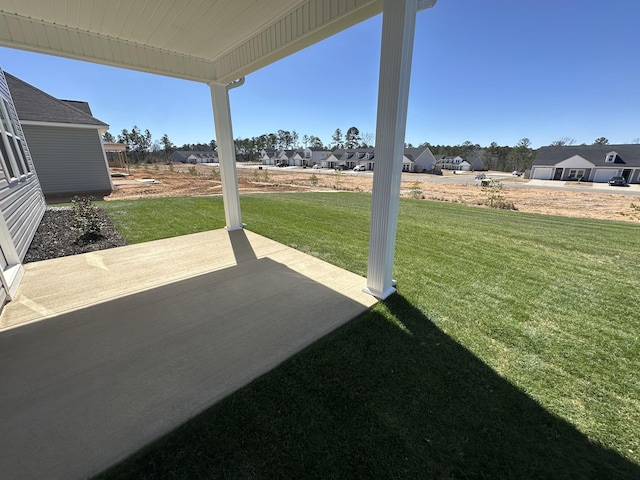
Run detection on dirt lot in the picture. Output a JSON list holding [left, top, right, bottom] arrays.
[[108, 164, 640, 223]]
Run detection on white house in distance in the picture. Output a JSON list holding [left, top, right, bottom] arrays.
[[295, 146, 436, 172], [0, 67, 46, 310], [434, 154, 484, 172], [169, 150, 219, 164], [259, 147, 330, 167], [530, 144, 640, 183]]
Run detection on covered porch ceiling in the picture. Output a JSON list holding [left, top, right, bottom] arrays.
[[0, 0, 435, 84], [0, 0, 439, 299]]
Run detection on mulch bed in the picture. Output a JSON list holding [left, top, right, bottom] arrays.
[[23, 207, 127, 263]]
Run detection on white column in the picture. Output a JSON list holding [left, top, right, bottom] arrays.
[[210, 82, 243, 230], [364, 0, 419, 299]]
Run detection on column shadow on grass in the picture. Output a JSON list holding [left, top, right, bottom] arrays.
[[372, 293, 640, 479], [100, 292, 640, 479]]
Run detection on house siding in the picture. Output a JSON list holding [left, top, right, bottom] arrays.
[[0, 67, 46, 311], [0, 175, 45, 259], [21, 125, 112, 197], [0, 69, 46, 261], [531, 167, 553, 180], [532, 145, 640, 184]]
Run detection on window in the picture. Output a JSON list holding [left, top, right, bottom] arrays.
[[0, 133, 15, 178], [0, 97, 30, 180], [605, 151, 617, 163]]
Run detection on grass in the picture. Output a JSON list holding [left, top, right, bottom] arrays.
[[101, 197, 227, 244], [98, 193, 640, 479]]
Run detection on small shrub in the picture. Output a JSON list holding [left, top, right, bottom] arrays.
[[627, 202, 640, 221], [211, 168, 221, 180], [71, 196, 103, 240], [409, 180, 423, 199], [310, 174, 318, 187], [481, 179, 516, 209], [188, 165, 198, 176], [333, 171, 343, 189], [493, 200, 518, 210], [168, 163, 175, 173]]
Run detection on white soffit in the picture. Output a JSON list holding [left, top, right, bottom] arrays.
[[0, 0, 438, 84]]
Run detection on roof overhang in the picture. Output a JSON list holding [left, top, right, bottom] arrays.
[[20, 120, 108, 131], [0, 0, 436, 84]]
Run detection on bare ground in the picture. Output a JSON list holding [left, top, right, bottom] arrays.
[[107, 164, 640, 223], [24, 208, 127, 263]]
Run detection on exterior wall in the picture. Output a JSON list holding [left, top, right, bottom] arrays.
[[0, 67, 46, 309], [531, 167, 553, 180], [593, 169, 618, 183], [0, 172, 46, 259], [310, 150, 330, 166], [413, 149, 436, 172], [21, 125, 113, 198], [290, 153, 303, 166], [532, 165, 640, 183], [401, 157, 413, 171], [0, 70, 46, 260]]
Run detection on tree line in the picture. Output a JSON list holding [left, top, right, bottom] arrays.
[[103, 126, 626, 172], [417, 138, 536, 172], [102, 125, 374, 163]]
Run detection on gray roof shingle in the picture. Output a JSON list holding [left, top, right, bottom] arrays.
[[534, 144, 640, 167], [5, 72, 107, 127]]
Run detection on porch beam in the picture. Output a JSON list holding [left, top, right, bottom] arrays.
[[364, 0, 419, 299], [209, 81, 243, 231]]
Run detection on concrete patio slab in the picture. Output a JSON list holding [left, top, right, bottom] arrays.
[[0, 229, 376, 479]]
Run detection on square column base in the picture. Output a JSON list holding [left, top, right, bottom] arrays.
[[362, 279, 397, 300]]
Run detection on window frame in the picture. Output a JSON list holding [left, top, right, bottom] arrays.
[[0, 96, 31, 181]]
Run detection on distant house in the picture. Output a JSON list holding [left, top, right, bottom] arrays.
[[5, 72, 113, 200], [259, 147, 330, 167], [322, 146, 436, 172], [531, 145, 640, 183], [406, 147, 437, 172], [325, 148, 376, 169], [434, 154, 483, 171], [0, 67, 46, 309], [169, 150, 219, 164]]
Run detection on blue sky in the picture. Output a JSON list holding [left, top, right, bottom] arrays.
[[1, 0, 639, 149]]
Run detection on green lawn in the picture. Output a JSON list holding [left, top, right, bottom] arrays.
[[99, 193, 640, 479]]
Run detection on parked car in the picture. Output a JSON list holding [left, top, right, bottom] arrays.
[[334, 164, 348, 171], [312, 164, 321, 169], [608, 176, 627, 186], [353, 165, 367, 171], [276, 162, 288, 167], [512, 171, 523, 176], [475, 173, 486, 180]]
